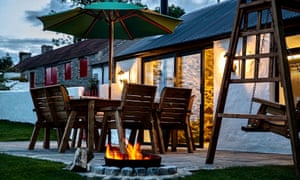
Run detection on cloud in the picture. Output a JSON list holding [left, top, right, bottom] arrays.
[[0, 0, 74, 64], [0, 36, 52, 64], [24, 0, 74, 27]]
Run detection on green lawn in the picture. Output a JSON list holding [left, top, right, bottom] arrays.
[[0, 119, 299, 179], [0, 119, 57, 141], [0, 154, 84, 180]]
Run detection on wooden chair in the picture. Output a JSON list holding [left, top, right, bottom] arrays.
[[29, 85, 95, 150], [154, 87, 194, 153], [28, 85, 70, 150], [97, 83, 164, 154]]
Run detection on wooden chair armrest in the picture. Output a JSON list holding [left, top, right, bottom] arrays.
[[252, 97, 285, 110]]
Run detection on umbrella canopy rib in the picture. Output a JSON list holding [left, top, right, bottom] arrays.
[[117, 11, 134, 40], [134, 13, 174, 34], [82, 11, 104, 38]]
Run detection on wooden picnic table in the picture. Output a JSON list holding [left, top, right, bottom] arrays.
[[58, 96, 120, 153]]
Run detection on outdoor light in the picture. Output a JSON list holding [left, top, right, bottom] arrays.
[[118, 70, 128, 84], [288, 54, 300, 61]]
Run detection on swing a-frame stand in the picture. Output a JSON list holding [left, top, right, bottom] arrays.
[[206, 0, 300, 175]]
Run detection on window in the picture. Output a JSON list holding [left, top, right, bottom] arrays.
[[80, 58, 88, 77], [65, 62, 72, 80], [116, 59, 138, 84], [144, 57, 175, 95], [103, 66, 109, 84], [45, 66, 58, 85]]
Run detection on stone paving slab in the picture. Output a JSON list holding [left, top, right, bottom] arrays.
[[0, 141, 293, 172]]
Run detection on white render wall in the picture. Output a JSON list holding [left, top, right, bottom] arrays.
[[0, 90, 36, 123], [213, 38, 291, 154], [0, 83, 85, 124]]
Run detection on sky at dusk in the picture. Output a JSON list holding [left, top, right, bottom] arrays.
[[0, 0, 222, 64]]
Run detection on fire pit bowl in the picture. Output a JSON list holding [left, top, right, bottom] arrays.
[[105, 153, 161, 168]]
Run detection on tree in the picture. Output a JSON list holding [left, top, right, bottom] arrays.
[[0, 54, 14, 73], [155, 4, 185, 18]]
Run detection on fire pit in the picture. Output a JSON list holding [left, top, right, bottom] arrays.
[[104, 144, 161, 168], [105, 153, 161, 168]]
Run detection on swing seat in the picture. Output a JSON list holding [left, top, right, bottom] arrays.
[[241, 97, 290, 137]]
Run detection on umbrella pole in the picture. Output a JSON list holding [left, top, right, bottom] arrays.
[[109, 19, 114, 100]]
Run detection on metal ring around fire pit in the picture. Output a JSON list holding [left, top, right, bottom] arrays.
[[105, 153, 162, 168]]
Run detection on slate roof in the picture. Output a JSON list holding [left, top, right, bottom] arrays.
[[117, 0, 300, 58], [16, 38, 140, 71], [16, 39, 108, 70]]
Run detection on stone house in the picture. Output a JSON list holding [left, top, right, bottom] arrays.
[[16, 0, 300, 152], [16, 39, 137, 95]]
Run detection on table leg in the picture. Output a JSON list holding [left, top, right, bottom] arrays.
[[59, 110, 77, 153], [88, 100, 95, 152]]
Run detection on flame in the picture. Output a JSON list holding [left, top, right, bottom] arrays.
[[105, 143, 150, 160]]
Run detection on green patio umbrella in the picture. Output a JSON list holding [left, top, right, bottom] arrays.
[[38, 1, 182, 99]]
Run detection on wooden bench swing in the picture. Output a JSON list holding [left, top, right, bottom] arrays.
[[241, 97, 300, 138], [206, 0, 300, 175]]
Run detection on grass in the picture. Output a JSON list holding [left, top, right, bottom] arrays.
[[183, 166, 299, 180], [0, 119, 57, 141], [0, 154, 84, 180], [0, 119, 300, 179]]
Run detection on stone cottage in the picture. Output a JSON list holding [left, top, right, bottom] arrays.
[[16, 39, 137, 95], [16, 0, 300, 153]]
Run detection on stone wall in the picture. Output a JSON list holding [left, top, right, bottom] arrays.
[[23, 53, 101, 90], [181, 54, 201, 121]]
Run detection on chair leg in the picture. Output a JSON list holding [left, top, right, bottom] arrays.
[[184, 125, 194, 153], [43, 127, 51, 149], [56, 127, 66, 150], [28, 125, 40, 150], [97, 112, 109, 152], [115, 111, 126, 153], [163, 130, 171, 152], [129, 129, 138, 145], [94, 127, 100, 150], [171, 130, 177, 152], [153, 117, 165, 154], [77, 128, 84, 147], [107, 129, 112, 145], [71, 128, 78, 148], [136, 129, 144, 145]]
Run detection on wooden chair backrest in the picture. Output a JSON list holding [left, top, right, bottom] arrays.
[[157, 87, 192, 124], [119, 83, 157, 127], [30, 85, 70, 125]]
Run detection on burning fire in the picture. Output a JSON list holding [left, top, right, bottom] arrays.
[[105, 143, 150, 160]]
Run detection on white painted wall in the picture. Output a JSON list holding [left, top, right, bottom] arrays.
[[0, 90, 36, 123], [0, 83, 85, 124]]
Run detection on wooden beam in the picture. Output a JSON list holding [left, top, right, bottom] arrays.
[[218, 113, 287, 121], [280, 0, 300, 13]]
